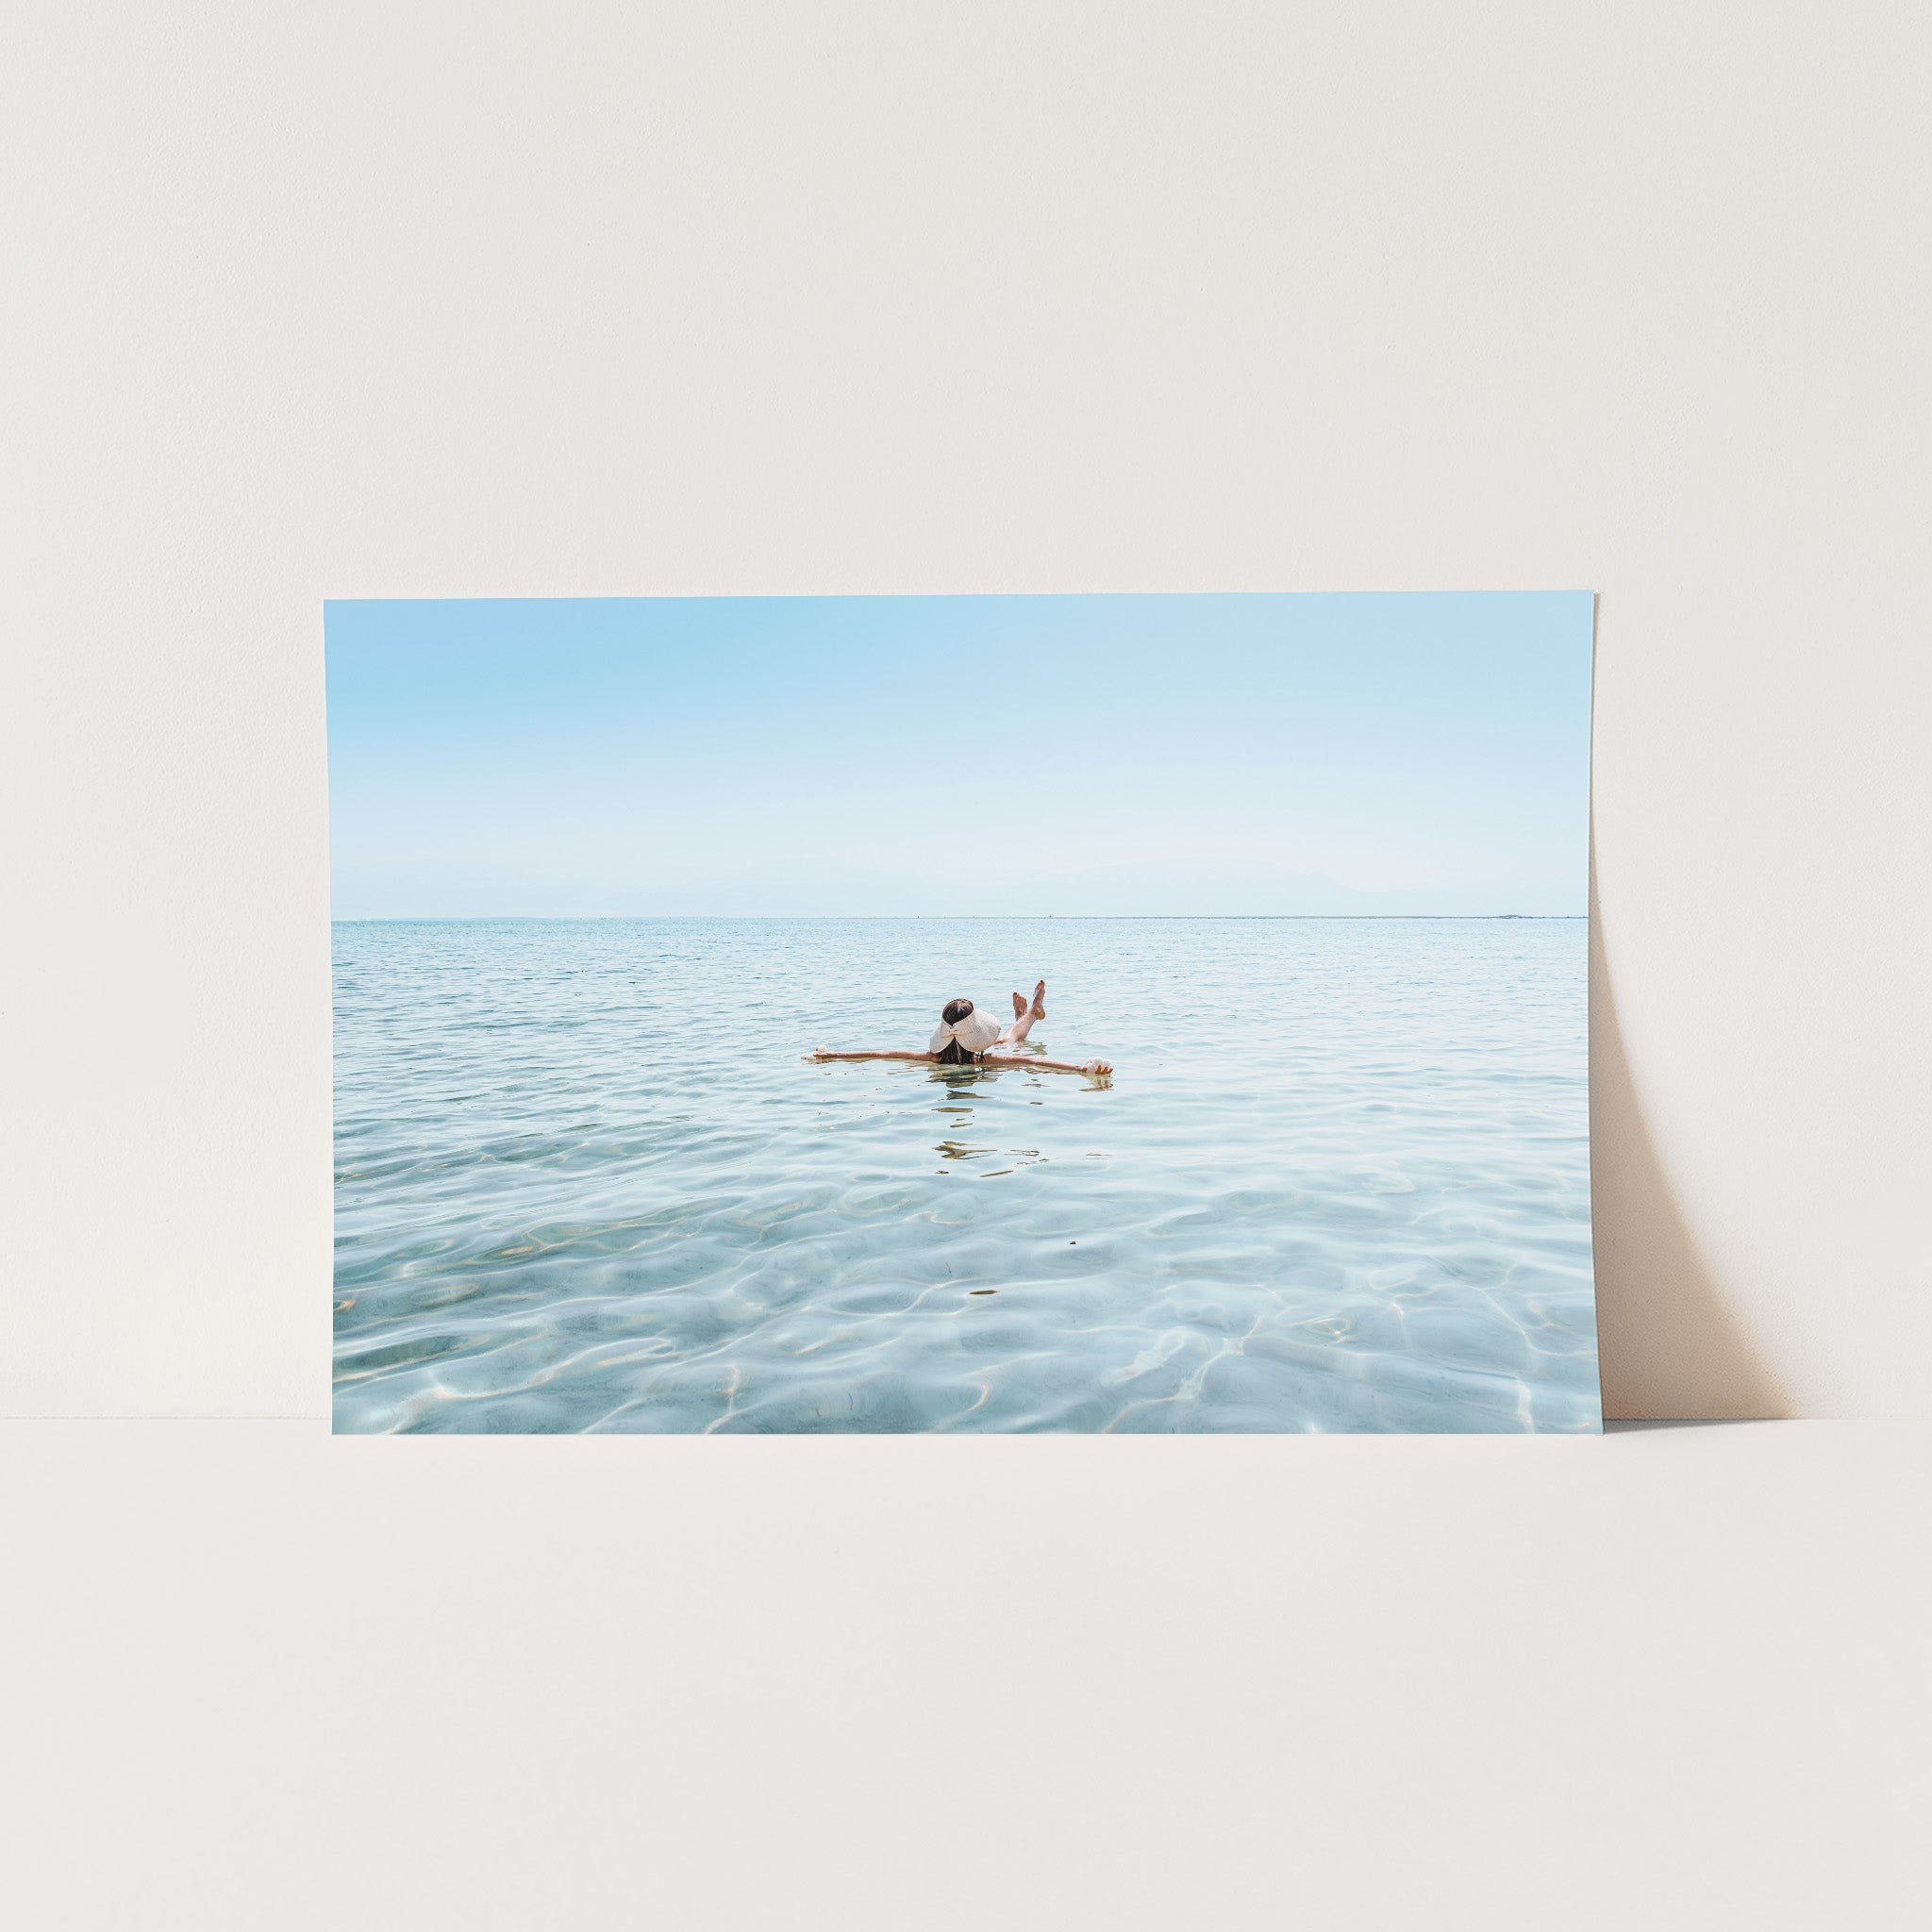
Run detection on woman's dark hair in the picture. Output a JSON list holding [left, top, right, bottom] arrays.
[[936, 997, 977, 1064]]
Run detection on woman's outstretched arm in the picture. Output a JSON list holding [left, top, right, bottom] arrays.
[[982, 1053, 1112, 1076], [806, 1048, 1112, 1075], [808, 1048, 932, 1062]]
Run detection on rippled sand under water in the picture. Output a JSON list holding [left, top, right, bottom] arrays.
[[333, 918, 1598, 1433]]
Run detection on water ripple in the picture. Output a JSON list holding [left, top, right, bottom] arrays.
[[334, 918, 1597, 1432]]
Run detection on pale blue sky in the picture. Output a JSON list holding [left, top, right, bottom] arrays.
[[325, 592, 1592, 917]]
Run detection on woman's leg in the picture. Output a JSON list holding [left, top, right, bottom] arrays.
[[997, 980, 1047, 1045]]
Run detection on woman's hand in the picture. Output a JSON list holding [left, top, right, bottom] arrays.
[[1084, 1059, 1113, 1075]]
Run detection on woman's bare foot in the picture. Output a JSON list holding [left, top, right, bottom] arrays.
[[1012, 991, 1028, 1020], [1029, 979, 1046, 1020]]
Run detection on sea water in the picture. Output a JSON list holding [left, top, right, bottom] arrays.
[[332, 918, 1598, 1433]]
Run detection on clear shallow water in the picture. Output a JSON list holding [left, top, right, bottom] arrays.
[[333, 919, 1598, 1433]]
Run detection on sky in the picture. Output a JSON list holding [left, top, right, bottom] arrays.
[[325, 592, 1593, 918]]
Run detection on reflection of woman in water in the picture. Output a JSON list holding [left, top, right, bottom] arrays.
[[810, 981, 1113, 1077]]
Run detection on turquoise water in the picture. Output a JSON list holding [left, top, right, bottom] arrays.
[[332, 919, 1598, 1433]]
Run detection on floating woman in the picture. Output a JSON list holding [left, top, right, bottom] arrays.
[[809, 981, 1112, 1077]]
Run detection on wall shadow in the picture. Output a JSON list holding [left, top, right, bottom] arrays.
[[1591, 859, 1791, 1419]]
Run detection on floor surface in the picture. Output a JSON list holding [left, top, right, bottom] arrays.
[[2, 1419, 1924, 1929]]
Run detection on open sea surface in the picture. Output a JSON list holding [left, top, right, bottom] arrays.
[[333, 918, 1598, 1432]]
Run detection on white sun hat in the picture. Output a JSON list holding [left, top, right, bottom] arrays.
[[928, 1001, 1004, 1056]]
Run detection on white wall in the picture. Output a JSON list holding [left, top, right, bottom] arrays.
[[3, 2, 1926, 1418]]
